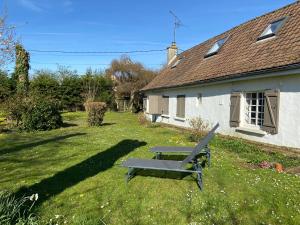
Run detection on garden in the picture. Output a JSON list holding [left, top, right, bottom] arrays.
[[0, 17, 299, 225], [0, 112, 299, 225]]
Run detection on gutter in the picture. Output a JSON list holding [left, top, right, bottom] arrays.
[[141, 62, 300, 92]]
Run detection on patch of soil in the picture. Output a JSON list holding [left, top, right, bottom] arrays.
[[285, 166, 300, 176]]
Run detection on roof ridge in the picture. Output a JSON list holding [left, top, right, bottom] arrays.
[[180, 1, 299, 55]]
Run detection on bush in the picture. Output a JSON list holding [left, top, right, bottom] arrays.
[[84, 102, 107, 126], [0, 191, 38, 225], [0, 71, 13, 103], [5, 94, 26, 127], [137, 112, 149, 125], [4, 96, 63, 131], [188, 117, 209, 142], [21, 98, 63, 131]]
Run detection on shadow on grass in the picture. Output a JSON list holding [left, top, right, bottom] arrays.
[[15, 139, 147, 207], [0, 133, 86, 156], [101, 122, 116, 126], [62, 122, 78, 128], [158, 154, 208, 169], [136, 169, 192, 180]]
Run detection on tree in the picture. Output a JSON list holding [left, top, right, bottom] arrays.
[[30, 70, 60, 101], [0, 70, 12, 103], [105, 55, 157, 112], [81, 68, 99, 102], [56, 66, 83, 111], [0, 12, 16, 67], [15, 44, 30, 94], [81, 68, 114, 104]]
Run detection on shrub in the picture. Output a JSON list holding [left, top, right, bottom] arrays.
[[137, 112, 149, 125], [0, 191, 38, 225], [21, 98, 63, 131], [0, 71, 13, 103], [4, 96, 63, 131], [84, 102, 107, 126], [188, 117, 209, 142], [4, 94, 26, 127]]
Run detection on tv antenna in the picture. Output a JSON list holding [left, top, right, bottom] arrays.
[[169, 10, 184, 43]]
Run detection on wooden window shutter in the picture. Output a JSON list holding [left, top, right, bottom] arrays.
[[148, 95, 162, 114], [162, 96, 169, 115], [176, 95, 185, 118], [262, 90, 280, 134], [230, 92, 241, 127]]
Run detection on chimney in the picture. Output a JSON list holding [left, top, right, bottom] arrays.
[[167, 42, 178, 65]]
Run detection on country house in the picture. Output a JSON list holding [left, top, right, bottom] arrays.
[[142, 2, 300, 149]]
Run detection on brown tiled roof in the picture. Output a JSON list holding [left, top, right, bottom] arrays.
[[143, 2, 300, 91]]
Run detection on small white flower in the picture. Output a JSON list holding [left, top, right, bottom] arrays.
[[55, 215, 60, 219], [29, 193, 39, 201], [101, 205, 104, 208]]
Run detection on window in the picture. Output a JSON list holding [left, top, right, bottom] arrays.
[[244, 92, 265, 127], [197, 93, 202, 106], [171, 59, 181, 68], [205, 37, 228, 58], [176, 95, 185, 118], [258, 17, 287, 41], [162, 96, 169, 115], [143, 98, 147, 112]]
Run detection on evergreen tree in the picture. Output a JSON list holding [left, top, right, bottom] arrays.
[[15, 44, 30, 95]]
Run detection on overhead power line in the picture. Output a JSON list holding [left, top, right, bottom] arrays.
[[31, 61, 164, 66], [28, 48, 166, 54]]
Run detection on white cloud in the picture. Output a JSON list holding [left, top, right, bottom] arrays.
[[19, 0, 43, 12]]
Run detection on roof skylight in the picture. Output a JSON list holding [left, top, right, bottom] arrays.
[[171, 58, 181, 68], [258, 17, 287, 41], [205, 37, 228, 58]]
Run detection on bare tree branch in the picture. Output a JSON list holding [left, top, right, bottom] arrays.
[[0, 11, 16, 68]]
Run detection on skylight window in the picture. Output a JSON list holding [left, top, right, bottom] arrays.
[[171, 58, 181, 68], [205, 37, 228, 58], [258, 17, 287, 41]]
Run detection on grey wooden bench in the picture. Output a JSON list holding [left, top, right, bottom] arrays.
[[122, 123, 219, 190]]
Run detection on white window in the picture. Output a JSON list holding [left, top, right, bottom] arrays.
[[258, 17, 287, 41], [244, 92, 265, 127], [197, 93, 202, 106], [171, 59, 181, 68], [205, 37, 228, 57]]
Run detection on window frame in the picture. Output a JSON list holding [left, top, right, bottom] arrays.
[[204, 36, 229, 58], [257, 17, 288, 41], [197, 93, 202, 106], [243, 91, 265, 129], [171, 58, 182, 69]]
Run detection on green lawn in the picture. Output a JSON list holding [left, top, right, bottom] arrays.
[[0, 112, 299, 225]]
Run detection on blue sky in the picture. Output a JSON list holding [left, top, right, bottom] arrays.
[[2, 0, 295, 74]]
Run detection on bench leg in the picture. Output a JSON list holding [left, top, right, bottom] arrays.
[[126, 168, 136, 183], [196, 170, 203, 191], [155, 152, 162, 159], [206, 147, 211, 167], [193, 160, 203, 191]]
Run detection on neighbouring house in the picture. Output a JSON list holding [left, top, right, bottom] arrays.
[[142, 2, 300, 149]]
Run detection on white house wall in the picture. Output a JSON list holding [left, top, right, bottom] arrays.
[[145, 74, 300, 149]]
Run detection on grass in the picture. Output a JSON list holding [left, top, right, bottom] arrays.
[[0, 112, 299, 225]]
